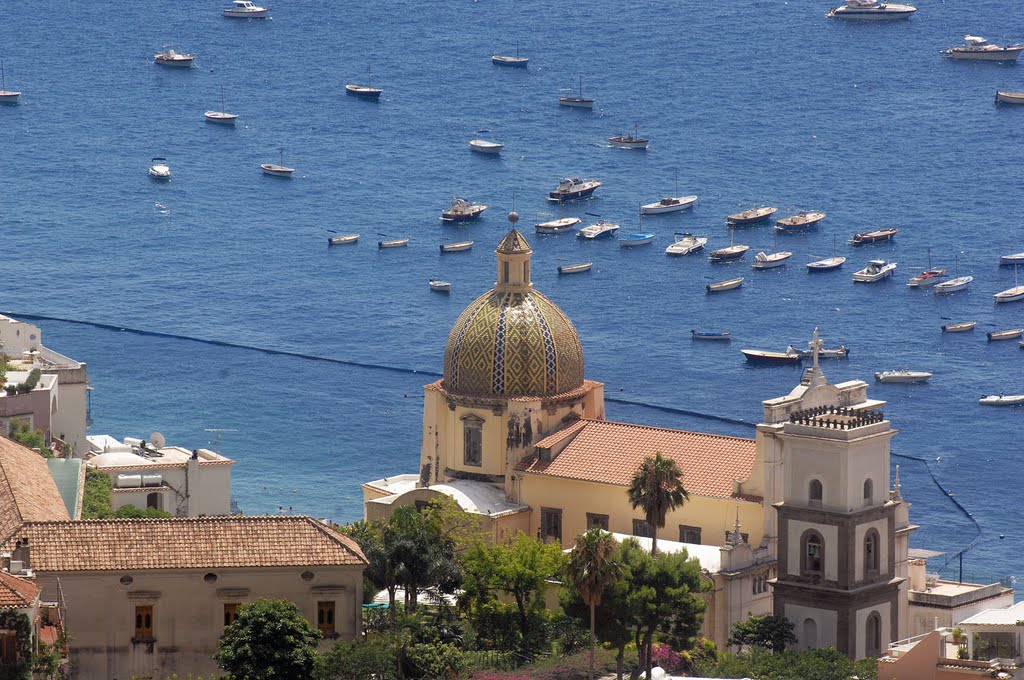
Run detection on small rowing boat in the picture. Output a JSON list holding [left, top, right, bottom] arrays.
[[850, 228, 898, 245], [707, 277, 744, 293], [980, 394, 1024, 406], [987, 328, 1024, 341], [378, 238, 409, 249], [328, 234, 359, 245], [469, 139, 504, 154], [440, 241, 474, 253], [741, 349, 802, 365], [1000, 252, 1024, 266], [941, 321, 975, 332], [691, 330, 731, 341], [558, 262, 593, 275]]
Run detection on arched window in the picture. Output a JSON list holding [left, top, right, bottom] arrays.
[[802, 618, 818, 649], [809, 479, 823, 505], [146, 492, 159, 510], [866, 612, 882, 657], [864, 529, 880, 575], [863, 478, 874, 505], [801, 530, 824, 576]]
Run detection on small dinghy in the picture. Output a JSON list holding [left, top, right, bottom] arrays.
[[328, 234, 359, 245], [148, 157, 171, 180], [469, 139, 504, 154], [741, 349, 802, 365], [618, 233, 654, 247], [558, 262, 593, 275], [987, 328, 1024, 341], [535, 217, 582, 233], [850, 228, 898, 245], [691, 330, 731, 341], [875, 370, 931, 384], [429, 279, 451, 292], [996, 91, 1024, 105], [378, 238, 409, 249], [775, 211, 826, 232], [440, 241, 474, 253], [727, 206, 777, 226], [980, 394, 1024, 406], [941, 321, 976, 332], [706, 277, 744, 293]]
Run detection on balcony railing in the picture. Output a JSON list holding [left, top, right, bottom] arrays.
[[789, 405, 884, 430]]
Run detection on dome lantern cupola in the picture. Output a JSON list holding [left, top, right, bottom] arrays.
[[496, 212, 532, 292]]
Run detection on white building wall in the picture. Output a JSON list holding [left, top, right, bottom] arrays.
[[786, 604, 837, 650], [854, 602, 891, 659]]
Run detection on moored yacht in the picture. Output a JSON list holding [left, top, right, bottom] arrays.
[[154, 49, 194, 67], [223, 0, 269, 18], [827, 0, 916, 20], [441, 197, 487, 222], [548, 177, 601, 201], [942, 36, 1023, 62], [608, 125, 649, 150], [665, 233, 708, 256], [852, 259, 897, 282], [577, 220, 620, 239], [148, 157, 171, 180]]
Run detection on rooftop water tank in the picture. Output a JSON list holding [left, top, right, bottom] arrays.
[[117, 474, 143, 488], [141, 474, 162, 487]]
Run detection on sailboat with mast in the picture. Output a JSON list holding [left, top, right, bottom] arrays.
[[933, 254, 972, 294], [709, 222, 750, 262], [535, 198, 581, 233], [752, 229, 793, 269], [994, 265, 1024, 303], [641, 175, 697, 214], [907, 248, 946, 287], [491, 42, 528, 67], [807, 236, 846, 271], [204, 86, 238, 124], [261, 148, 295, 177], [0, 62, 21, 104], [559, 76, 595, 108], [346, 66, 383, 99]]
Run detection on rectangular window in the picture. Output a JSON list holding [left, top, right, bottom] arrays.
[[540, 507, 562, 542], [678, 525, 702, 544], [463, 417, 483, 467], [134, 605, 154, 640], [632, 519, 654, 539], [223, 603, 239, 628], [586, 513, 609, 531], [317, 601, 336, 636], [0, 635, 16, 662]]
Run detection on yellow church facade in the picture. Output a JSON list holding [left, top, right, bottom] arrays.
[[363, 220, 917, 655]]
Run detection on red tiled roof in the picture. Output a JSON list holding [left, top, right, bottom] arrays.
[[516, 419, 759, 501], [4, 516, 367, 572], [0, 438, 71, 541], [0, 571, 37, 608]]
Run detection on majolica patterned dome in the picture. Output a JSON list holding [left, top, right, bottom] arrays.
[[442, 229, 585, 398]]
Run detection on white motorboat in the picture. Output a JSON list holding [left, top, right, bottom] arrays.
[[558, 262, 593, 275], [260, 149, 294, 177], [933, 255, 971, 294], [1000, 252, 1024, 265], [536, 217, 582, 234], [618, 233, 655, 247], [875, 370, 932, 384], [441, 197, 487, 222], [828, 0, 917, 20], [807, 236, 846, 271], [707, 277, 744, 293], [577, 220, 620, 239], [996, 91, 1024, 105], [469, 139, 504, 154], [492, 42, 528, 67], [0, 62, 21, 104], [378, 238, 409, 249], [642, 178, 697, 215], [853, 259, 897, 282], [943, 36, 1023, 62], [980, 394, 1024, 406], [994, 267, 1024, 303], [752, 232, 792, 269], [559, 77, 595, 108], [429, 279, 451, 292], [328, 234, 359, 245], [345, 66, 382, 99], [223, 0, 269, 17], [608, 125, 649, 150], [205, 87, 238, 125], [148, 157, 171, 180], [665, 233, 708, 256], [549, 177, 601, 201], [987, 328, 1024, 341], [154, 49, 194, 67], [440, 241, 474, 253]]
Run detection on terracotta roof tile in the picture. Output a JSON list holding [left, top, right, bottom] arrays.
[[516, 419, 758, 501], [0, 571, 37, 608], [5, 516, 367, 572], [0, 438, 70, 541]]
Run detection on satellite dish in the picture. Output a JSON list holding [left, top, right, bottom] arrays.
[[150, 432, 166, 449]]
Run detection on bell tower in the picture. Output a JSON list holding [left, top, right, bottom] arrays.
[[761, 330, 911, 658]]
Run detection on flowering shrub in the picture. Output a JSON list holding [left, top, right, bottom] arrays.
[[650, 643, 682, 671]]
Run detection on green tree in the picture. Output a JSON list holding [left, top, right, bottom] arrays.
[[627, 452, 689, 556], [566, 528, 622, 680], [215, 599, 320, 680], [462, 532, 567, 649], [728, 614, 797, 653], [563, 546, 635, 680], [316, 638, 399, 680]]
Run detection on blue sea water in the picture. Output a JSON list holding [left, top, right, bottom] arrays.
[[1, 0, 1023, 585]]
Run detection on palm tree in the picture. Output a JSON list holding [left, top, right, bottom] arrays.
[[567, 529, 621, 680], [627, 452, 689, 555]]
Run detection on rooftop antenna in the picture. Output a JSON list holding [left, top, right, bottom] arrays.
[[204, 428, 238, 454]]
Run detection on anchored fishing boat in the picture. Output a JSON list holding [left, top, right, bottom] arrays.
[[491, 42, 528, 67], [851, 228, 898, 245], [727, 206, 777, 226], [741, 349, 802, 365], [775, 211, 826, 233], [440, 241, 474, 253], [346, 66, 383, 99], [441, 197, 487, 222], [706, 277, 744, 293], [558, 262, 593, 275], [154, 49, 194, 67], [548, 177, 602, 201], [559, 76, 595, 108], [941, 321, 976, 332], [875, 370, 931, 383], [987, 328, 1024, 341], [691, 330, 731, 341], [328, 234, 359, 245]]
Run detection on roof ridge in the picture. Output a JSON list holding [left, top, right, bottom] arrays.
[[579, 418, 755, 444], [20, 514, 316, 527], [306, 519, 367, 562]]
